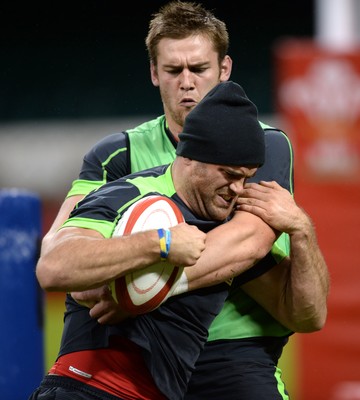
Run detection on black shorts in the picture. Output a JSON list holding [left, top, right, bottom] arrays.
[[28, 375, 124, 400], [184, 337, 290, 400]]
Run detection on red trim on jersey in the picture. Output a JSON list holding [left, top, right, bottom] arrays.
[[48, 337, 166, 400]]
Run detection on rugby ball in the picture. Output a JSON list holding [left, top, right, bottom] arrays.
[[110, 195, 185, 315]]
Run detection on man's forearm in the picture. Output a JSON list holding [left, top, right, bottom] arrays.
[[284, 216, 329, 332], [185, 211, 276, 291], [36, 227, 161, 292], [242, 214, 329, 333]]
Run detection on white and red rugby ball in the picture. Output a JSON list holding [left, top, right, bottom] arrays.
[[110, 195, 185, 315]]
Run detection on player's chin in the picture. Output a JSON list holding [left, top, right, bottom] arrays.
[[210, 205, 234, 221], [214, 197, 235, 216]]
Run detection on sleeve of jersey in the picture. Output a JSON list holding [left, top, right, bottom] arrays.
[[234, 128, 294, 286], [62, 180, 142, 239], [66, 132, 130, 198]]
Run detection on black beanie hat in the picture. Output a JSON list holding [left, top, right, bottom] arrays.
[[176, 81, 265, 166]]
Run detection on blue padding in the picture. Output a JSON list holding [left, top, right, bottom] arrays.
[[0, 188, 44, 399]]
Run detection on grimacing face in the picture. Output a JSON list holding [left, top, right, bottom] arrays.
[[150, 34, 232, 138], [180, 160, 258, 221]]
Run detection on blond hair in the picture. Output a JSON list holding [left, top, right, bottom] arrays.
[[145, 1, 229, 66]]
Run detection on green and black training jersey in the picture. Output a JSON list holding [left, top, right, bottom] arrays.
[[67, 114, 294, 340], [62, 163, 230, 400]]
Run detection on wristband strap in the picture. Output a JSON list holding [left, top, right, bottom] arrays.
[[158, 228, 171, 261]]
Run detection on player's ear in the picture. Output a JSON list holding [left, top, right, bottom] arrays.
[[150, 62, 160, 87], [184, 157, 193, 164], [219, 55, 232, 82], [177, 156, 193, 166]]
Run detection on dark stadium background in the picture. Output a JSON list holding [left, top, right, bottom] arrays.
[[5, 2, 360, 400], [0, 0, 314, 122]]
